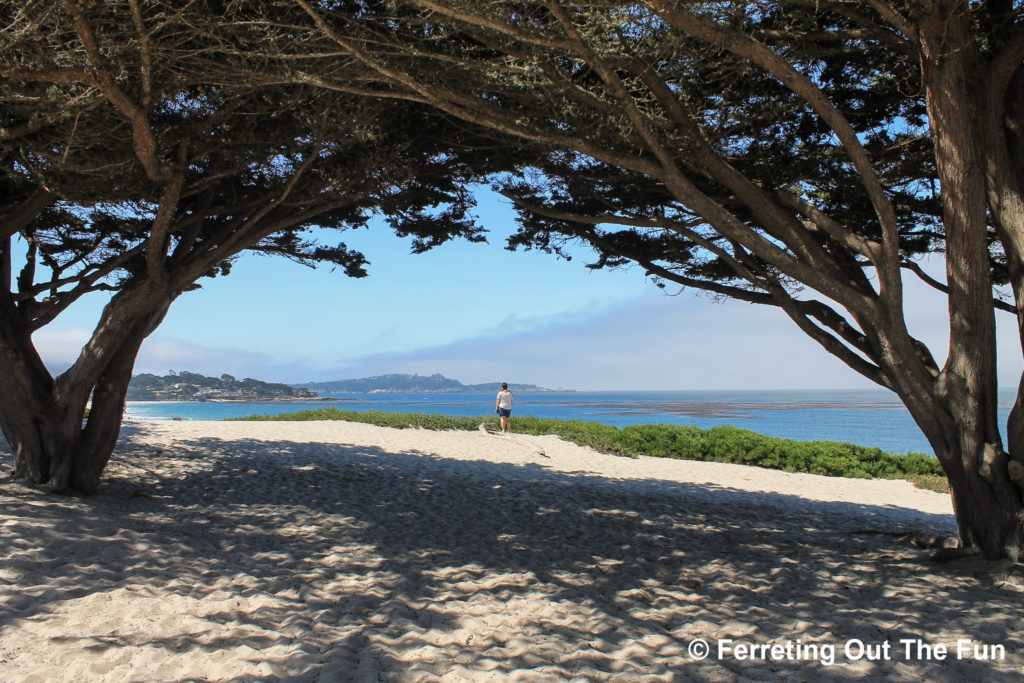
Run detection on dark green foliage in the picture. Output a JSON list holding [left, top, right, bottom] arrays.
[[617, 424, 708, 462], [254, 1, 1024, 556], [233, 409, 944, 486], [516, 418, 623, 454], [902, 475, 950, 494], [126, 371, 311, 400], [0, 1, 522, 492]]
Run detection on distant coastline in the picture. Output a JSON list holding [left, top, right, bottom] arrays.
[[121, 388, 951, 456], [128, 371, 570, 402], [127, 371, 318, 402], [296, 372, 570, 394]]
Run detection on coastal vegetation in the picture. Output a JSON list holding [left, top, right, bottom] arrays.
[[0, 3, 499, 493], [124, 370, 554, 400], [127, 372, 316, 402], [2, 1, 1022, 561], [234, 408, 947, 492], [265, 1, 1024, 560]]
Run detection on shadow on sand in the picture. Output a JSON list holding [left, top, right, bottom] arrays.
[[1, 424, 1019, 680]]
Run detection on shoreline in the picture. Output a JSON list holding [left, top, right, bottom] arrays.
[[121, 391, 950, 457], [125, 397, 334, 404], [2, 420, 1020, 680]]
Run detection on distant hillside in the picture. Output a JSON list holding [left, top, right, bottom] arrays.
[[296, 373, 564, 393], [128, 371, 317, 401]]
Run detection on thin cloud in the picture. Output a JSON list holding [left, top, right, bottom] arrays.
[[329, 293, 882, 390], [32, 271, 1022, 391]]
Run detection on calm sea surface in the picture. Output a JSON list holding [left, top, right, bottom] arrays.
[[125, 389, 1018, 457]]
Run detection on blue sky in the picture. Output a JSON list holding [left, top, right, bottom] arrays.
[[31, 189, 1024, 391]]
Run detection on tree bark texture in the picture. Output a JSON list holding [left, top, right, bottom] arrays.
[[0, 281, 172, 494], [335, 0, 1024, 560], [905, 2, 1024, 560]]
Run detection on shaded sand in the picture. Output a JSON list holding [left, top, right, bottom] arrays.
[[1, 420, 1021, 681]]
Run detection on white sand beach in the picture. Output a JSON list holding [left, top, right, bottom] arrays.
[[1, 420, 1021, 681]]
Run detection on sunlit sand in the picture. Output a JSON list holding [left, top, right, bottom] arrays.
[[1, 420, 1020, 680]]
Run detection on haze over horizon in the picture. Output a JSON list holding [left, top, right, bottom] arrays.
[[31, 189, 1024, 393]]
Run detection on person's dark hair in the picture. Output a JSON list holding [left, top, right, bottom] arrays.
[[501, 383, 508, 390]]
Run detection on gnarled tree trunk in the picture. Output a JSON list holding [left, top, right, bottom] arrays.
[[0, 283, 171, 494], [908, 2, 1024, 560], [909, 393, 1024, 561]]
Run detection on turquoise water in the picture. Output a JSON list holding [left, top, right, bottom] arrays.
[[126, 389, 1016, 456]]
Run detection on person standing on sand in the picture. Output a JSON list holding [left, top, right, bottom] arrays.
[[495, 383, 514, 435]]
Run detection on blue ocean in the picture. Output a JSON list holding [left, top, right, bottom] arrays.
[[125, 389, 1018, 457]]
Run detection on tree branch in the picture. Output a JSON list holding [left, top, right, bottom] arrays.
[[645, 0, 904, 302], [146, 141, 188, 281], [64, 0, 167, 182], [768, 282, 892, 388], [862, 0, 918, 42], [171, 195, 360, 288], [900, 258, 1015, 314], [294, 0, 663, 176], [499, 189, 775, 297], [127, 0, 153, 109], [987, 24, 1024, 129], [774, 188, 879, 261], [412, 0, 576, 51], [0, 66, 90, 82], [0, 188, 55, 241]]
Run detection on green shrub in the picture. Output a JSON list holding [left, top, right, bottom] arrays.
[[516, 417, 624, 454], [235, 408, 483, 431], [617, 424, 708, 460], [903, 475, 951, 494], [231, 408, 945, 489]]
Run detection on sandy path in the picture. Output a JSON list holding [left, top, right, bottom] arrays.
[[1, 420, 1021, 681]]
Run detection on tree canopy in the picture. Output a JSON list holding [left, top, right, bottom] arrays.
[[239, 0, 1024, 560], [4, 0, 1024, 561], [0, 0, 502, 492]]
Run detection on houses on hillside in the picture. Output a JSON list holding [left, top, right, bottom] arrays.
[[127, 372, 318, 401]]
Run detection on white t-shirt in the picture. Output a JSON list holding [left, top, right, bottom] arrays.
[[496, 390, 513, 410]]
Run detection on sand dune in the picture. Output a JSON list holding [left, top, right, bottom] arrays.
[[1, 420, 1021, 681]]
